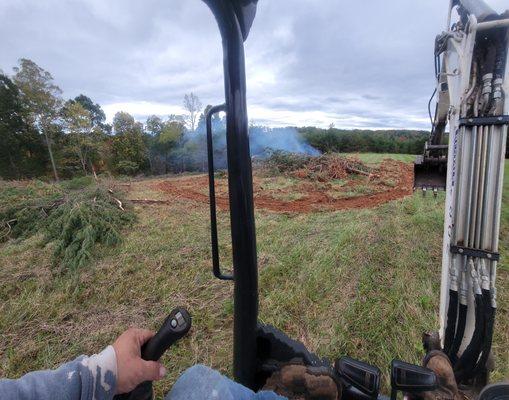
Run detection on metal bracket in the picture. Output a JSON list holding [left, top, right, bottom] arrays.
[[450, 245, 500, 261], [458, 115, 509, 127]]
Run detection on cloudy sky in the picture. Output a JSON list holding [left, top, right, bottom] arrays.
[[1, 0, 508, 129]]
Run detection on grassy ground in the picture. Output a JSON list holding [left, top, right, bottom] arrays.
[[342, 153, 416, 165], [1, 155, 508, 398]]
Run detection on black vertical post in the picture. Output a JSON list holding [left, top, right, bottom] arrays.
[[203, 0, 259, 389]]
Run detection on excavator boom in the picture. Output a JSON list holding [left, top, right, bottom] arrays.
[[414, 0, 508, 193]]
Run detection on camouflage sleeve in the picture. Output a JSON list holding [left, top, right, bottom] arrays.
[[0, 345, 117, 400]]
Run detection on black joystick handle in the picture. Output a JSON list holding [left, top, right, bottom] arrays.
[[141, 308, 192, 361], [113, 308, 192, 400]]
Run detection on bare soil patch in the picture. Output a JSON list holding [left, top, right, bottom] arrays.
[[151, 159, 413, 213]]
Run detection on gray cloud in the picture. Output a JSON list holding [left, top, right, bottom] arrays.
[[1, 0, 507, 129]]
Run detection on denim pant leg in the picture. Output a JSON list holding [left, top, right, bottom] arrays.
[[165, 365, 286, 400]]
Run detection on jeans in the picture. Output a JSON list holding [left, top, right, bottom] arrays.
[[165, 365, 286, 400]]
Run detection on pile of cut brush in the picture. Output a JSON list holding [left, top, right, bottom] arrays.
[[295, 154, 373, 181], [0, 178, 134, 272], [260, 150, 375, 182]]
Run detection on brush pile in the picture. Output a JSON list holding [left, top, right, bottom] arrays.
[[0, 178, 134, 271], [294, 154, 373, 181], [260, 150, 374, 182], [258, 150, 311, 174]]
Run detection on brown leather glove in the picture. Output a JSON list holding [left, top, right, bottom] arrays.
[[263, 363, 341, 400]]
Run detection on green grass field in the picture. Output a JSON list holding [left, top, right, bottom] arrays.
[[341, 153, 416, 165], [1, 154, 508, 397]]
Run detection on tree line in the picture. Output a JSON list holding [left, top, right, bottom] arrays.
[[0, 59, 208, 180], [1, 58, 430, 181], [299, 126, 429, 155]]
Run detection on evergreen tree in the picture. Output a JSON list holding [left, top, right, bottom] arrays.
[[0, 73, 47, 178]]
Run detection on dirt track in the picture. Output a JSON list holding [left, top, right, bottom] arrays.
[[152, 160, 413, 213]]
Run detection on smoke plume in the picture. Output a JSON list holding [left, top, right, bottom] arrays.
[[164, 116, 320, 173]]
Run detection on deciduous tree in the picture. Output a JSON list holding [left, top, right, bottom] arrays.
[[183, 93, 202, 132], [110, 111, 148, 175], [72, 94, 110, 135], [13, 59, 63, 181], [145, 115, 164, 136], [113, 111, 137, 135], [62, 102, 97, 174]]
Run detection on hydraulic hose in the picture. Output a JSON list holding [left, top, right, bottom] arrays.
[[472, 306, 495, 375], [454, 293, 485, 382], [466, 290, 496, 380], [460, 290, 490, 380], [448, 303, 468, 364], [444, 290, 459, 354]]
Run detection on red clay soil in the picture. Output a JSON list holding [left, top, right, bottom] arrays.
[[153, 160, 413, 213]]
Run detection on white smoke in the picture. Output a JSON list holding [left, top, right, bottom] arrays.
[[249, 126, 320, 157]]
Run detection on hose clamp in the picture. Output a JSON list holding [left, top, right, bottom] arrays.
[[469, 259, 482, 295], [479, 259, 490, 291]]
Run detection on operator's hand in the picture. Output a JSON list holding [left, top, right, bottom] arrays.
[[113, 328, 167, 394]]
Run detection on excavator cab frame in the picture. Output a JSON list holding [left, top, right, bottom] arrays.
[[200, 0, 509, 399]]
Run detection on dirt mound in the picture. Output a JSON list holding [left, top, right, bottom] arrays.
[[152, 159, 413, 213]]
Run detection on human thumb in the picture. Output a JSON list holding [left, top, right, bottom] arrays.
[[140, 360, 166, 382]]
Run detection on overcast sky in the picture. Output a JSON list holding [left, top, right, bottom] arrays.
[[1, 0, 508, 129]]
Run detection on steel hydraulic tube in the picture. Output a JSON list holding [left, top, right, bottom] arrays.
[[447, 123, 468, 359], [478, 19, 509, 32]]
